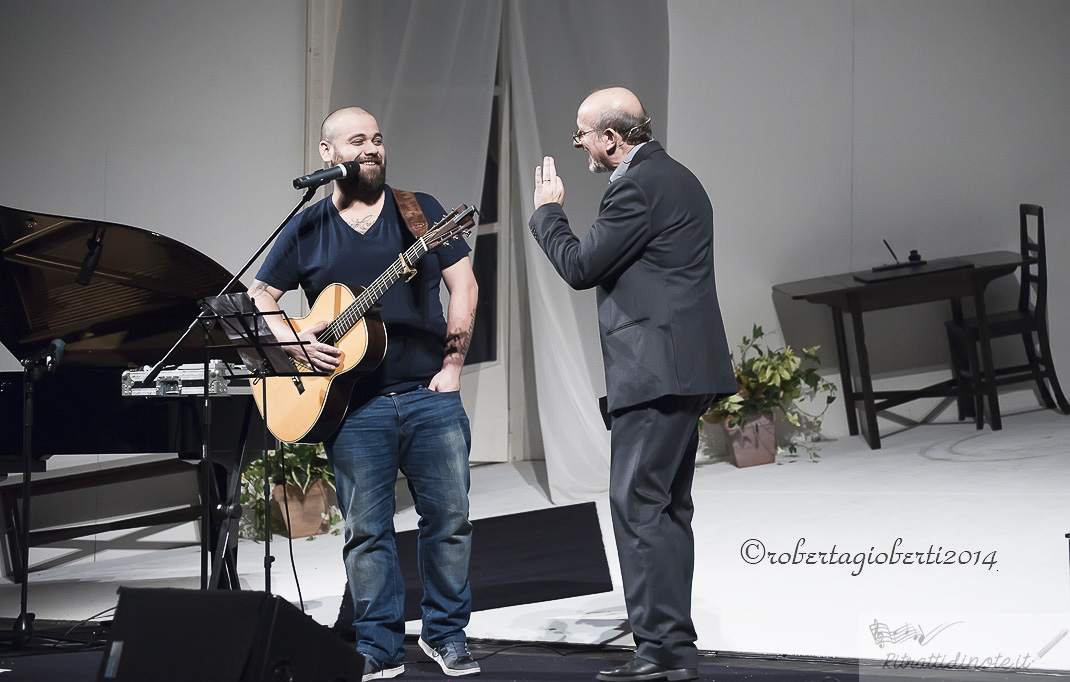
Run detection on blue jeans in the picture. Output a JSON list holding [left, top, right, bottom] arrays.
[[325, 387, 473, 666]]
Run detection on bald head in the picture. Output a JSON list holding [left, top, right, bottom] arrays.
[[577, 87, 652, 145], [317, 106, 387, 200], [579, 87, 643, 122], [320, 106, 376, 145]]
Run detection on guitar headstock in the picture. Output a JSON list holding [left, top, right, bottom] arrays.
[[424, 204, 477, 250]]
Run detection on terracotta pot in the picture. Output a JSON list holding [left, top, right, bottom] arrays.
[[271, 478, 332, 538], [722, 413, 776, 467]]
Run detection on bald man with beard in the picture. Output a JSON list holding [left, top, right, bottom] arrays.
[[529, 88, 736, 682], [250, 107, 480, 681]]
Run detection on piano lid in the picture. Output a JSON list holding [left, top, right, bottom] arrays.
[[0, 204, 245, 367]]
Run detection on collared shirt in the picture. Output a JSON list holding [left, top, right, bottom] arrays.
[[609, 141, 648, 183]]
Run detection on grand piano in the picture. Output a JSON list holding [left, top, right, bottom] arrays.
[[0, 203, 265, 587]]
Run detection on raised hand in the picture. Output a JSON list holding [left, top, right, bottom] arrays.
[[534, 155, 565, 209]]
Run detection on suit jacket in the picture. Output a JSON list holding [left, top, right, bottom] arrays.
[[529, 141, 737, 412]]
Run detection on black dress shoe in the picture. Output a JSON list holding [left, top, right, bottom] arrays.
[[595, 657, 698, 682]]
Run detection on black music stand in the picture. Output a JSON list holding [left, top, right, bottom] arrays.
[[200, 292, 325, 595], [135, 185, 319, 591]]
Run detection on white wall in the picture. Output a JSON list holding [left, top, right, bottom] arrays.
[[669, 0, 854, 341], [669, 0, 1070, 436], [0, 0, 307, 371], [851, 0, 1070, 375]]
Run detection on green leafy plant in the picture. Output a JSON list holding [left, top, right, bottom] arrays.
[[239, 442, 342, 540], [702, 325, 837, 460]]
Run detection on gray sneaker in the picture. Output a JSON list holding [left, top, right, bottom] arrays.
[[418, 637, 481, 676], [361, 657, 404, 681]]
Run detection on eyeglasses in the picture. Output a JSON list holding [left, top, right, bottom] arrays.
[[571, 128, 598, 144]]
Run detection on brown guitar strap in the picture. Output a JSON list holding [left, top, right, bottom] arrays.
[[391, 187, 428, 238]]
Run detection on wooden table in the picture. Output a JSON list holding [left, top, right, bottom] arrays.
[[772, 251, 1022, 449]]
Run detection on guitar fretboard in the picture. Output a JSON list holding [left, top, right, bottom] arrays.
[[319, 237, 429, 346]]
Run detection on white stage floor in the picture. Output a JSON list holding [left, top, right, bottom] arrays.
[[3, 407, 1070, 673]]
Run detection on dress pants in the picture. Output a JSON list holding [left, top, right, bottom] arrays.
[[608, 393, 711, 670]]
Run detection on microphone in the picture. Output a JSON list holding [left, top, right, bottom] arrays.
[[882, 239, 900, 264], [23, 338, 65, 372], [76, 234, 103, 286], [292, 161, 362, 190]]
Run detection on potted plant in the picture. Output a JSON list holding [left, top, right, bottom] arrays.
[[701, 325, 837, 466], [239, 442, 342, 540]]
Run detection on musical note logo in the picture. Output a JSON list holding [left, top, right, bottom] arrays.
[[870, 619, 962, 648]]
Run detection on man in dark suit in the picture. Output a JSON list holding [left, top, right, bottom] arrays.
[[529, 87, 736, 682]]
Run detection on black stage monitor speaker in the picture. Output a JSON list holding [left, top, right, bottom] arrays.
[[97, 587, 364, 682]]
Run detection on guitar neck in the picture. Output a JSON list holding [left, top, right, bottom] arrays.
[[322, 238, 429, 344]]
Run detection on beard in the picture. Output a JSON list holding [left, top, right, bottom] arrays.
[[335, 156, 387, 200], [588, 155, 610, 174]]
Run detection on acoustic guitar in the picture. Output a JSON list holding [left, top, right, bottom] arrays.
[[251, 205, 476, 443]]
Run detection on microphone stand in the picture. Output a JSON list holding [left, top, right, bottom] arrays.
[[12, 346, 62, 646], [138, 185, 318, 589]]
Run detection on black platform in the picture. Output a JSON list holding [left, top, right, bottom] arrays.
[[3, 628, 1068, 682]]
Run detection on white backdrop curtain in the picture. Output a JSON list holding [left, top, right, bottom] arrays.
[[507, 0, 669, 502], [323, 0, 501, 213]]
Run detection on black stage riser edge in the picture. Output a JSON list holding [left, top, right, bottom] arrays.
[[96, 587, 364, 682]]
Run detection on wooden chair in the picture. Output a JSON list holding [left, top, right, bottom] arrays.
[[946, 204, 1070, 423]]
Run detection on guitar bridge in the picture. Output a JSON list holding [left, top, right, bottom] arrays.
[[399, 252, 417, 282], [289, 357, 307, 394]]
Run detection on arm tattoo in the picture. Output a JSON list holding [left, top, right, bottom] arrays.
[[248, 280, 268, 297], [445, 314, 475, 362]]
